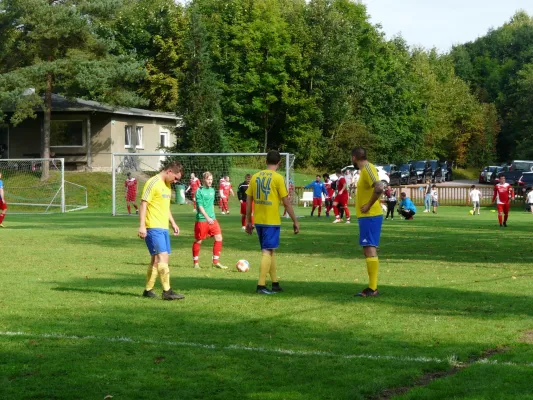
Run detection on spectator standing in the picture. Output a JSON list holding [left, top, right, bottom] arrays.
[[384, 185, 397, 220], [431, 185, 439, 214], [423, 179, 432, 213]]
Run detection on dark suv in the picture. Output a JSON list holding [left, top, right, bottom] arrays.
[[410, 160, 432, 183], [518, 172, 533, 196], [428, 160, 444, 183], [399, 163, 418, 185], [381, 164, 402, 186]]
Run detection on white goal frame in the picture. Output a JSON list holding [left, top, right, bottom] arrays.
[[111, 152, 294, 216]]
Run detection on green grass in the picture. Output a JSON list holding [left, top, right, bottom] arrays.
[[1, 205, 533, 399], [454, 167, 480, 180]]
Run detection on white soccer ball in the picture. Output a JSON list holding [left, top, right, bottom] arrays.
[[236, 260, 250, 272]]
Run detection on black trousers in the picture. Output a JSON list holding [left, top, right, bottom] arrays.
[[398, 209, 415, 219], [386, 201, 396, 218]]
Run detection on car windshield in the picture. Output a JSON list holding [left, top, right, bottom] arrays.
[[382, 165, 391, 173], [522, 174, 533, 182], [513, 162, 533, 171], [415, 161, 426, 170], [429, 161, 438, 170], [400, 164, 410, 172]]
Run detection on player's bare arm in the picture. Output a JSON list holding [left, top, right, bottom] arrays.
[[219, 189, 225, 199], [138, 200, 148, 239], [245, 196, 254, 234], [198, 205, 213, 224], [282, 196, 299, 234], [361, 180, 385, 213], [168, 212, 179, 236]]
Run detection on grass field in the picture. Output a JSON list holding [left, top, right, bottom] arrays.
[[1, 204, 533, 399]]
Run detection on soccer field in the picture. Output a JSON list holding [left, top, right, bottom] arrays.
[[1, 206, 533, 399]]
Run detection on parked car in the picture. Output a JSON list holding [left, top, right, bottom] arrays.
[[440, 161, 453, 181], [341, 165, 389, 184], [399, 163, 418, 185], [410, 160, 432, 183], [380, 164, 402, 186], [493, 160, 533, 184], [517, 172, 533, 195], [495, 170, 521, 185], [428, 160, 444, 183], [479, 166, 503, 184]]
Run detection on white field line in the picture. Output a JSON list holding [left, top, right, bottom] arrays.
[[1, 331, 532, 368]]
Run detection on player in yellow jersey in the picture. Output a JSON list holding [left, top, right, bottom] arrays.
[[138, 161, 184, 300], [352, 147, 385, 297], [245, 150, 299, 295]]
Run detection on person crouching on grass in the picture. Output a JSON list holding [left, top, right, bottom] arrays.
[[397, 192, 417, 219], [192, 172, 227, 269], [139, 161, 184, 300]]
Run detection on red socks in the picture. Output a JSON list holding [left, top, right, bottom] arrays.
[[192, 242, 200, 264], [127, 205, 131, 214], [213, 241, 222, 264], [0, 214, 5, 224], [498, 214, 503, 225]]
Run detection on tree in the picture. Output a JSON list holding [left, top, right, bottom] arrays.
[[174, 4, 226, 153], [0, 0, 145, 179]]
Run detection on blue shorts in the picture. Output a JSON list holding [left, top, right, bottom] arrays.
[[256, 225, 280, 250], [145, 228, 171, 256], [358, 215, 383, 247]]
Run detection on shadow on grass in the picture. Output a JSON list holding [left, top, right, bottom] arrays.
[[53, 287, 140, 298]]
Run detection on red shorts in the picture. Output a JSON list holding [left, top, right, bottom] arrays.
[[335, 194, 349, 206], [194, 220, 222, 240], [313, 198, 323, 207], [126, 193, 137, 202], [497, 203, 510, 214], [0, 200, 6, 211], [240, 201, 255, 215]]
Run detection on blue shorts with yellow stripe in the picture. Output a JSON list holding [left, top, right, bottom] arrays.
[[357, 215, 383, 247], [255, 225, 280, 250]]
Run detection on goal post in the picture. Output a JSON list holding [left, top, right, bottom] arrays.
[[0, 158, 88, 214], [111, 152, 295, 216]]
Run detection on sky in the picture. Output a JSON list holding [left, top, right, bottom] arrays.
[[363, 0, 533, 52]]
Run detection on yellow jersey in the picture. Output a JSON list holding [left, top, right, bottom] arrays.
[[246, 169, 288, 226], [141, 174, 172, 229], [355, 163, 383, 218]]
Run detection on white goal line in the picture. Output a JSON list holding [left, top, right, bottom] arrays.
[[1, 331, 531, 368]]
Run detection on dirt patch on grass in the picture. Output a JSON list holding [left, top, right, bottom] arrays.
[[519, 330, 533, 344], [374, 347, 509, 400]]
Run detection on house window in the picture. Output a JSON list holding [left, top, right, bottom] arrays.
[[135, 126, 144, 149], [50, 120, 84, 147], [125, 125, 132, 148], [160, 131, 169, 147]]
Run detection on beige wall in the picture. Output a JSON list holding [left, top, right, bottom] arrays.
[[5, 112, 176, 171]]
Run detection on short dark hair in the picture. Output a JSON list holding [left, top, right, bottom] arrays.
[[245, 174, 251, 179], [498, 173, 505, 178], [471, 184, 475, 189], [352, 147, 367, 161], [316, 175, 321, 178], [335, 168, 342, 175], [266, 150, 281, 165], [163, 161, 183, 174], [323, 173, 329, 179], [401, 192, 407, 197], [126, 172, 131, 177], [432, 184, 436, 188]]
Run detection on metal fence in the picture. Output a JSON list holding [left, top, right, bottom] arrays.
[[293, 185, 526, 207]]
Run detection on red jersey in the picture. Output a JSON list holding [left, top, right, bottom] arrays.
[[124, 177, 137, 195], [324, 179, 335, 198], [492, 183, 514, 204], [336, 177, 347, 194], [189, 177, 201, 193], [219, 181, 232, 197]]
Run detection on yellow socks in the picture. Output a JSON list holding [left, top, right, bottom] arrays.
[[157, 263, 171, 291], [269, 253, 278, 283], [366, 257, 379, 290], [145, 265, 158, 291], [258, 253, 272, 286]]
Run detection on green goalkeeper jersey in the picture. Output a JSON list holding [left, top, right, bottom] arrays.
[[195, 186, 216, 222]]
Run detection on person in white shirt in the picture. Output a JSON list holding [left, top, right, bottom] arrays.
[[526, 187, 533, 214], [430, 184, 439, 214], [468, 184, 482, 215]]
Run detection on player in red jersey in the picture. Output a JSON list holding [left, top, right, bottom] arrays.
[[333, 168, 351, 223], [124, 172, 138, 215], [323, 173, 335, 217], [219, 176, 234, 214], [492, 174, 514, 227], [185, 173, 201, 212]]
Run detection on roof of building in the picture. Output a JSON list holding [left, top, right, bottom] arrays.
[[47, 94, 179, 120]]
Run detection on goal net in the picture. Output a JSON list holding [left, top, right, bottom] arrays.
[[0, 158, 88, 213], [112, 153, 295, 216]]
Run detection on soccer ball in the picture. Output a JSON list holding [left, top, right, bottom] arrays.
[[236, 260, 250, 272], [469, 210, 474, 215]]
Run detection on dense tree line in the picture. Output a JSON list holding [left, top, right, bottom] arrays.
[[451, 11, 533, 162], [1, 0, 510, 169]]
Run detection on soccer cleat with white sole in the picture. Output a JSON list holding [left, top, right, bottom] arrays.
[[333, 219, 342, 223], [213, 263, 228, 270]]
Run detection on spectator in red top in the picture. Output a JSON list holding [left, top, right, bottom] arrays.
[[219, 175, 235, 214], [492, 174, 514, 227], [185, 173, 201, 212], [124, 172, 138, 215]]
